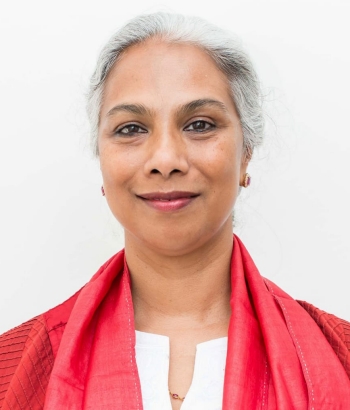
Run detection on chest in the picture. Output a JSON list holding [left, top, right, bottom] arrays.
[[135, 331, 227, 410]]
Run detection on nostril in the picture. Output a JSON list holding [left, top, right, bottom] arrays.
[[150, 168, 181, 175]]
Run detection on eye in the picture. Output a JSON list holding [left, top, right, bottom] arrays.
[[184, 120, 215, 133], [115, 124, 147, 136]]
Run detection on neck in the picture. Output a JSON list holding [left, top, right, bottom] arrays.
[[125, 224, 233, 335]]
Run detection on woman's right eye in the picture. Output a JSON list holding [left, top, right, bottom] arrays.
[[115, 124, 147, 136]]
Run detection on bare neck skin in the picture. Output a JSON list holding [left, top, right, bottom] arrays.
[[126, 220, 233, 337]]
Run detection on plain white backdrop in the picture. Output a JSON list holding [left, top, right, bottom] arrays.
[[0, 0, 349, 334]]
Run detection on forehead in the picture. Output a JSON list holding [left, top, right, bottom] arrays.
[[101, 39, 235, 116]]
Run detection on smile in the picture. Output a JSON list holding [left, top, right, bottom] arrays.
[[137, 191, 200, 212]]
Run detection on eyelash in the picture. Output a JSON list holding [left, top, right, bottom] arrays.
[[114, 120, 216, 136], [115, 124, 147, 136], [184, 120, 215, 132]]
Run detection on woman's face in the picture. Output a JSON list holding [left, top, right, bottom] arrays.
[[98, 39, 249, 256]]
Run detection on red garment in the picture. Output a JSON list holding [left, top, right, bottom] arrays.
[[1, 235, 350, 409]]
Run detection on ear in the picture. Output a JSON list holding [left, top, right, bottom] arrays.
[[243, 146, 253, 163], [240, 148, 252, 178]]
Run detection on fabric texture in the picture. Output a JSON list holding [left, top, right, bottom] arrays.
[[0, 317, 53, 410], [297, 300, 350, 378], [0, 290, 80, 410], [1, 235, 350, 409]]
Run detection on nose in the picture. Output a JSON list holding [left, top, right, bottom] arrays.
[[143, 129, 190, 179]]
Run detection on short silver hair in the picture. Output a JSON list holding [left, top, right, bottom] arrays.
[[87, 12, 264, 156]]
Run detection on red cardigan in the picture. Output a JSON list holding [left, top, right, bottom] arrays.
[[0, 290, 349, 410]]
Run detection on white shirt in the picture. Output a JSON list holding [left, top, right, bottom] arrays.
[[135, 331, 228, 410]]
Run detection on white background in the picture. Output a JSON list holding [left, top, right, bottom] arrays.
[[0, 0, 349, 334]]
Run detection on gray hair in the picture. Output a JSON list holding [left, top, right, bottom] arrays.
[[87, 12, 264, 156]]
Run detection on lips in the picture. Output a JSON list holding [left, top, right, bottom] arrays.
[[137, 191, 199, 211], [138, 191, 199, 201]]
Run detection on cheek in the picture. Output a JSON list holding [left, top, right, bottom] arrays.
[[196, 138, 241, 184], [100, 145, 138, 183], [198, 139, 242, 217], [100, 156, 136, 227], [100, 151, 135, 207]]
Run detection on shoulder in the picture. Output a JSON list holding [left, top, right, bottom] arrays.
[[298, 300, 350, 378], [0, 253, 120, 408], [264, 278, 350, 377], [0, 315, 52, 409], [0, 290, 80, 409]]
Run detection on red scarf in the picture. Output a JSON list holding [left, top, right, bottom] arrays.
[[44, 236, 350, 409]]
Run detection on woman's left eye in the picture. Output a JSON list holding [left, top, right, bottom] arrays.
[[184, 120, 215, 132]]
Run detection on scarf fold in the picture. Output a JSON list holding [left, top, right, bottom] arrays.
[[44, 236, 350, 409]]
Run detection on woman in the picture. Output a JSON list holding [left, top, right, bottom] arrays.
[[0, 12, 349, 410]]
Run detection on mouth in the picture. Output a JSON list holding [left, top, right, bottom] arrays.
[[137, 191, 199, 201], [136, 191, 200, 211]]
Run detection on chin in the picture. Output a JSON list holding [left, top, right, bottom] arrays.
[[153, 238, 201, 256], [147, 232, 198, 254], [130, 225, 220, 257]]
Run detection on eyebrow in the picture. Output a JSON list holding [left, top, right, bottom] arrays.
[[176, 98, 228, 117], [106, 103, 154, 117], [106, 98, 228, 118]]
